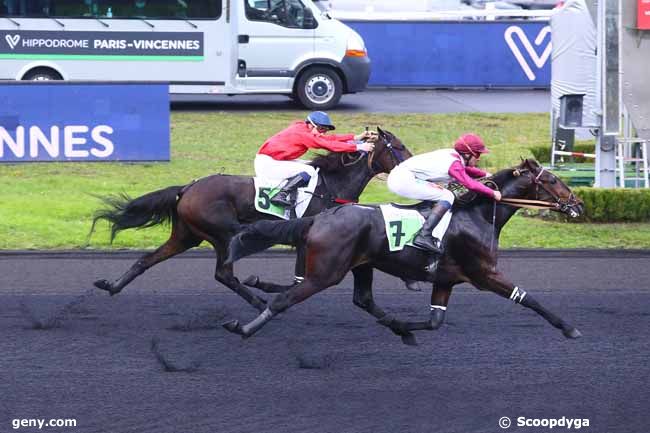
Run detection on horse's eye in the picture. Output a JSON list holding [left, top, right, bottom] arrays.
[[550, 178, 557, 185]]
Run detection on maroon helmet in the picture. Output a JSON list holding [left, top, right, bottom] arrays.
[[454, 133, 489, 158]]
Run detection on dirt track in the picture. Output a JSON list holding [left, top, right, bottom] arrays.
[[1, 250, 649, 433]]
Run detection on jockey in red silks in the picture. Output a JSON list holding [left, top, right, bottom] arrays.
[[387, 133, 502, 255], [255, 111, 375, 207]]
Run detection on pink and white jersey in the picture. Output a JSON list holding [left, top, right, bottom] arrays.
[[397, 149, 463, 184]]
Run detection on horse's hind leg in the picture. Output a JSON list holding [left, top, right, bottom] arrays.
[[94, 223, 200, 296], [224, 273, 337, 339], [470, 270, 582, 339], [224, 250, 349, 338]]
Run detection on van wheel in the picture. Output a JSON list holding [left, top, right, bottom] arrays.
[[295, 67, 342, 110], [23, 68, 62, 81]]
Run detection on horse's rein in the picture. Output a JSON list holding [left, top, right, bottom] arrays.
[[498, 197, 559, 210]]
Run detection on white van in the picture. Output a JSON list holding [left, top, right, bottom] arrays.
[[0, 0, 370, 109]]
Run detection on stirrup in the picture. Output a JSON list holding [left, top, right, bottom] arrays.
[[270, 193, 294, 207], [412, 236, 442, 254]]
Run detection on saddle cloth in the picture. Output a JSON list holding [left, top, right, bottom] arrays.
[[380, 204, 452, 252], [253, 173, 318, 220]]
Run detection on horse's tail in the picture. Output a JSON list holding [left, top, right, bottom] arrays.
[[226, 217, 315, 264], [89, 185, 184, 243]]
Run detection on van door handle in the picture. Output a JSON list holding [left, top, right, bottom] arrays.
[[238, 35, 250, 44]]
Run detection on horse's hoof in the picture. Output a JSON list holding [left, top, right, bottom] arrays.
[[404, 280, 421, 292], [563, 327, 582, 339], [401, 333, 418, 346], [94, 279, 119, 296], [243, 275, 260, 287], [222, 320, 243, 335]]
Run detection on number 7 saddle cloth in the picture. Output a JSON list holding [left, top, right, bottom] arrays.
[[379, 204, 452, 252]]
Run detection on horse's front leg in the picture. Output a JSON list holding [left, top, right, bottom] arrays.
[[470, 270, 582, 339], [429, 283, 453, 329], [213, 243, 268, 312]]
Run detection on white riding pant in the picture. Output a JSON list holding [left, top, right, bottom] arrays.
[[254, 154, 318, 191], [387, 165, 455, 204], [387, 166, 454, 238]]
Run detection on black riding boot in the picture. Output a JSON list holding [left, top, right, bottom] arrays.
[[270, 173, 309, 207], [412, 202, 450, 254]]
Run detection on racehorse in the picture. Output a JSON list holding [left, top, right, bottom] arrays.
[[223, 159, 585, 344], [89, 128, 412, 311]]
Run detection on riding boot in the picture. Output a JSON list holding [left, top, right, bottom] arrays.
[[412, 202, 451, 254], [270, 173, 310, 207]]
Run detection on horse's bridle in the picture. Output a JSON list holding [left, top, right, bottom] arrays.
[[367, 133, 406, 173], [503, 167, 580, 215]]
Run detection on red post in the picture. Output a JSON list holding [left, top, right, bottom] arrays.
[[639, 0, 650, 29]]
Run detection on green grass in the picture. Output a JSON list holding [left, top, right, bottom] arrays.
[[1, 112, 648, 250]]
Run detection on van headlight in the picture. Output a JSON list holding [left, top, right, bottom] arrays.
[[345, 33, 367, 57]]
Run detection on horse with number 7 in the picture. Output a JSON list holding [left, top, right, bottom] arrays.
[[224, 159, 585, 345]]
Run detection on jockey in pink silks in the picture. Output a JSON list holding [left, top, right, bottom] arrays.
[[387, 133, 502, 254]]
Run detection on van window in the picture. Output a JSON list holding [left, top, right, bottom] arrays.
[[245, 0, 316, 29], [0, 0, 222, 19]]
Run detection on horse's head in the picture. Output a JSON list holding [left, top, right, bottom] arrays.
[[514, 159, 584, 218], [369, 127, 413, 174]]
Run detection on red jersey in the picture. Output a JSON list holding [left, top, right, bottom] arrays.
[[258, 121, 356, 160]]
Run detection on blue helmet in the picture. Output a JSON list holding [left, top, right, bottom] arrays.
[[306, 111, 335, 131]]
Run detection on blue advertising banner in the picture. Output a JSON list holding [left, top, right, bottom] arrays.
[[0, 83, 169, 162], [344, 21, 551, 87]]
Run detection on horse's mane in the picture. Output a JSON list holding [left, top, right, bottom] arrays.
[[309, 151, 361, 173], [490, 165, 517, 187]]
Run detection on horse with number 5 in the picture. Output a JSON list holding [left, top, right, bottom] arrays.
[[89, 127, 412, 311], [224, 159, 585, 344]]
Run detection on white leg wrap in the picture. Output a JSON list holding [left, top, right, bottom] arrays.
[[509, 286, 527, 304], [430, 305, 447, 311]]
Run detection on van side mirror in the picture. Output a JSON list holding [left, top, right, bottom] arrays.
[[303, 8, 316, 29]]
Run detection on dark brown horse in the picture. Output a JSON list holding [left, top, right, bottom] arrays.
[[223, 159, 585, 344], [89, 128, 412, 311]]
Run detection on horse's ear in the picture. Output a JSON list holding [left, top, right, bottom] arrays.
[[376, 126, 385, 137], [523, 158, 540, 171], [518, 156, 528, 168]]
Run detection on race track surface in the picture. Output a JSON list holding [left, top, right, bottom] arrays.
[[1, 251, 649, 433]]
